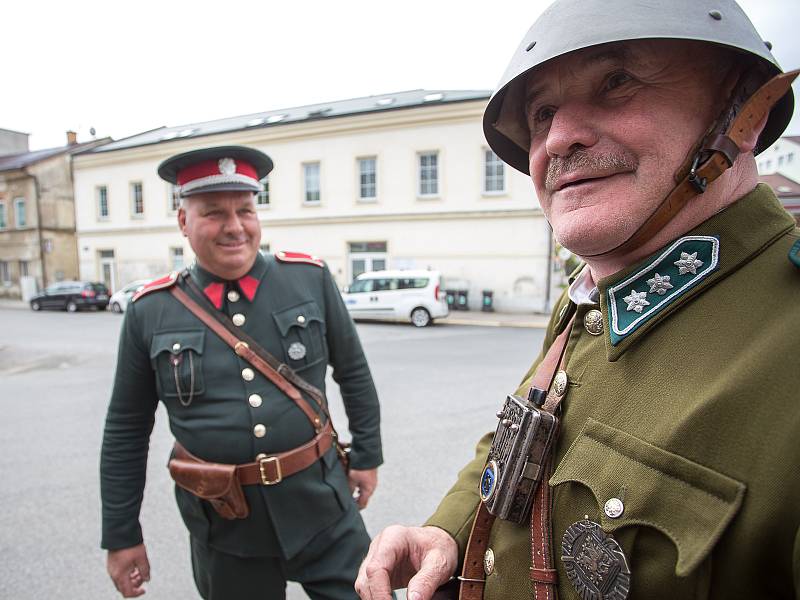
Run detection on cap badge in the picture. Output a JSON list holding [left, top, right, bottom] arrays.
[[218, 158, 236, 175]]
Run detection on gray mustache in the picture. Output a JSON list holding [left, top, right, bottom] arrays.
[[545, 150, 638, 191]]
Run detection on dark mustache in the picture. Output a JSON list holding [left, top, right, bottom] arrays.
[[545, 149, 638, 191]]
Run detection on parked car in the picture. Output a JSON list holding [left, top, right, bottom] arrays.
[[342, 270, 448, 327], [109, 279, 150, 313], [29, 281, 110, 312]]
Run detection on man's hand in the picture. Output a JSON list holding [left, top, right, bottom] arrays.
[[355, 525, 458, 600], [107, 543, 151, 598], [348, 468, 378, 509]]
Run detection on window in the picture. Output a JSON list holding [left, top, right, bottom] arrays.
[[788, 153, 795, 164], [0, 203, 6, 229], [169, 185, 181, 212], [304, 163, 320, 203], [170, 247, 185, 271], [418, 152, 439, 196], [97, 186, 109, 219], [778, 156, 785, 167], [484, 150, 505, 193], [398, 277, 429, 289], [358, 157, 377, 200], [0, 261, 9, 285], [259, 243, 271, 256], [257, 176, 270, 206], [131, 182, 144, 216], [14, 198, 26, 228], [19, 260, 28, 277]]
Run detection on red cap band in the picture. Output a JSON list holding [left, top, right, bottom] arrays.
[[177, 159, 259, 186]]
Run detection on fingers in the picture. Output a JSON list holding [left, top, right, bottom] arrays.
[[136, 551, 151, 583], [355, 527, 405, 600], [406, 548, 455, 600], [107, 544, 149, 598], [349, 468, 379, 510]]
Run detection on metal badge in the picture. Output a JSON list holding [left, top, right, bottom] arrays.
[[287, 342, 307, 360], [562, 519, 631, 600], [479, 460, 499, 502]]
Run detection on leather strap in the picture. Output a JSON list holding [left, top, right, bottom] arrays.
[[458, 316, 575, 600], [530, 454, 558, 599], [172, 422, 334, 486], [587, 69, 799, 258]]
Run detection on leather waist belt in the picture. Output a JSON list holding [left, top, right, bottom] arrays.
[[173, 420, 334, 486]]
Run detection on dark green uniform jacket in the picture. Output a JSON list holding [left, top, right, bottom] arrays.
[[101, 252, 382, 559], [427, 185, 800, 599]]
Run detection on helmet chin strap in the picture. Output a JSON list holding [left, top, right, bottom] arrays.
[[581, 68, 799, 258]]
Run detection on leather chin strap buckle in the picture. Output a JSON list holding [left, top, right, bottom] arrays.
[[687, 153, 708, 194]]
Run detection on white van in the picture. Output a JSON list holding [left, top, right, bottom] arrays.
[[342, 270, 449, 327]]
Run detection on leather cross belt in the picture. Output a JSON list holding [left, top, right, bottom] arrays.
[[173, 420, 334, 486]]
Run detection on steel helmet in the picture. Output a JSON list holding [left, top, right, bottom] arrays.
[[484, 0, 795, 174]]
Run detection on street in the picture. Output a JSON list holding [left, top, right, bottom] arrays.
[[0, 306, 544, 599]]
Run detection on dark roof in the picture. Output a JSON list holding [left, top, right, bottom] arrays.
[[759, 173, 800, 197], [86, 89, 491, 154], [0, 139, 110, 172], [782, 135, 800, 145]]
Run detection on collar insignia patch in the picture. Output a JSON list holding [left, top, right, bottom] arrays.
[[607, 236, 719, 345], [789, 239, 800, 269]]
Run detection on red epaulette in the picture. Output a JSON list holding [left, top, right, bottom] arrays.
[[275, 250, 325, 268], [132, 271, 179, 302]]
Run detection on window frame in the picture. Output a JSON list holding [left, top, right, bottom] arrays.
[[303, 162, 321, 204], [256, 175, 270, 208], [357, 156, 377, 202], [483, 148, 506, 195], [167, 184, 181, 214], [0, 202, 6, 230], [97, 185, 110, 220], [0, 260, 10, 285], [169, 246, 185, 271], [417, 151, 440, 198], [130, 181, 144, 218], [13, 197, 26, 228]]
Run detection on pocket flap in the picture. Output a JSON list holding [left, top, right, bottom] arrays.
[[272, 300, 323, 336], [169, 459, 236, 498], [551, 418, 745, 576], [150, 329, 206, 359]]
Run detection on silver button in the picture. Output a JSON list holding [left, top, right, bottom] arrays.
[[227, 289, 240, 302], [584, 309, 604, 336], [232, 313, 246, 327], [553, 370, 569, 397], [242, 368, 255, 381], [253, 424, 266, 438], [604, 497, 625, 519], [483, 548, 495, 576], [172, 342, 181, 352], [248, 394, 262, 408], [296, 315, 306, 324]]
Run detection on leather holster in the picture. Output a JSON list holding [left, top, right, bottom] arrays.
[[169, 456, 249, 520]]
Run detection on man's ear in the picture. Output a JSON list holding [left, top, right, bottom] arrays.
[[738, 112, 769, 154], [177, 206, 188, 237]]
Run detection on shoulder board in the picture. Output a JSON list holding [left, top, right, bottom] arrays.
[[132, 271, 179, 302], [275, 250, 325, 268]]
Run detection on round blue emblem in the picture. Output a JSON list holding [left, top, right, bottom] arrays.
[[479, 460, 499, 502]]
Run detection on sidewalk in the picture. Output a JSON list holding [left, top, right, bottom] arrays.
[[439, 309, 550, 329], [0, 299, 27, 310]]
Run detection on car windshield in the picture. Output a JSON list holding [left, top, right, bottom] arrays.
[[348, 279, 374, 293]]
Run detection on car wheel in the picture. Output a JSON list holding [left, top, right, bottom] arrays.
[[66, 300, 78, 313], [411, 307, 432, 327], [111, 302, 122, 313], [30, 300, 41, 311]]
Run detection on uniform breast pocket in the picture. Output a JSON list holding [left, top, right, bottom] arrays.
[[550, 418, 745, 599], [272, 300, 326, 371], [150, 329, 206, 405]]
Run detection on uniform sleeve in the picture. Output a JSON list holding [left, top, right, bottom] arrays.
[[100, 301, 158, 550], [794, 526, 800, 600], [322, 265, 383, 470]]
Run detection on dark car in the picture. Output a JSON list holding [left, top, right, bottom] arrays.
[[29, 281, 110, 312]]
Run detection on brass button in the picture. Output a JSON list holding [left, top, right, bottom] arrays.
[[584, 309, 604, 336], [483, 548, 495, 576], [248, 394, 262, 408], [227, 289, 240, 302], [253, 424, 266, 438], [172, 342, 181, 352], [242, 368, 255, 382], [296, 315, 306, 324], [553, 370, 569, 397], [232, 313, 246, 327], [604, 497, 624, 519]]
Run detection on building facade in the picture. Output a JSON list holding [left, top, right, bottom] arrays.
[[73, 91, 560, 312], [0, 130, 110, 299], [758, 135, 800, 223]]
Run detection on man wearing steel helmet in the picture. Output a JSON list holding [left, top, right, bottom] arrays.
[[357, 1, 799, 599], [100, 146, 382, 599]]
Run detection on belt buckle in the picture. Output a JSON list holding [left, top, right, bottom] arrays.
[[258, 455, 282, 485]]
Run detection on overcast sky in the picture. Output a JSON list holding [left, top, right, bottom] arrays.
[[4, 0, 799, 150]]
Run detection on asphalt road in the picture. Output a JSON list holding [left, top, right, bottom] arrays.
[[0, 307, 544, 600]]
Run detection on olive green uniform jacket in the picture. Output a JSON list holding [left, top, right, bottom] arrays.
[[100, 252, 382, 559], [427, 185, 800, 599]]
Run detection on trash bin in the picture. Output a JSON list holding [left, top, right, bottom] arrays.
[[482, 290, 494, 312], [456, 290, 469, 310], [445, 290, 457, 309]]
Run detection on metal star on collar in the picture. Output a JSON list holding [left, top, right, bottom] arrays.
[[647, 273, 674, 295], [623, 290, 650, 313], [674, 252, 703, 275]]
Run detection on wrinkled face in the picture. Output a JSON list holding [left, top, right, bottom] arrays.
[[525, 40, 726, 256], [178, 191, 261, 279]]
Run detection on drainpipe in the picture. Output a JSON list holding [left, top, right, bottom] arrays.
[[26, 169, 47, 289]]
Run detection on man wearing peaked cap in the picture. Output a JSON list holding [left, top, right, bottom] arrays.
[[357, 1, 800, 599], [100, 145, 383, 599]]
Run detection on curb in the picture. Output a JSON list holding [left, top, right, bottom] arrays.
[[439, 317, 548, 329]]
